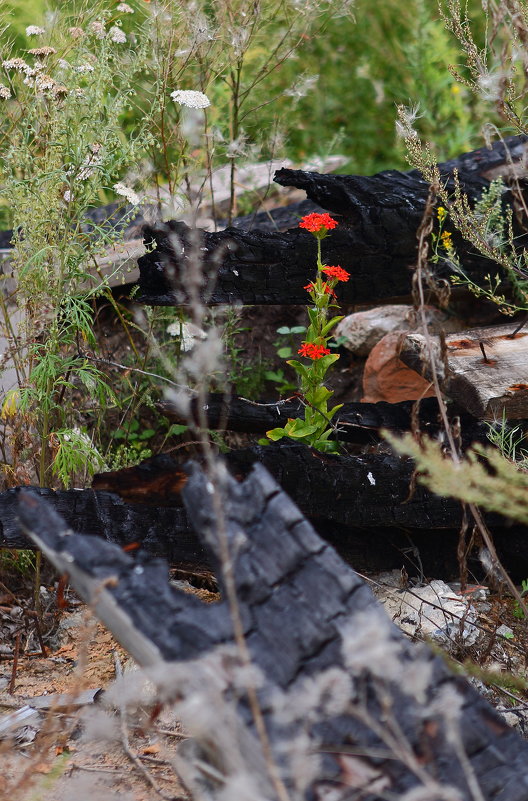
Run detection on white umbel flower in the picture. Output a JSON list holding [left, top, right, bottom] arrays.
[[113, 182, 141, 205], [117, 3, 134, 12], [0, 85, 11, 100], [3, 58, 30, 72], [109, 26, 126, 44], [26, 26, 46, 36], [170, 89, 210, 109]]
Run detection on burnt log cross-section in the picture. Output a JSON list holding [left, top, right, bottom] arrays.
[[400, 323, 528, 419], [137, 135, 528, 307], [17, 464, 528, 801]]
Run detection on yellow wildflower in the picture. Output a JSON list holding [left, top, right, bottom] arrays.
[[437, 206, 447, 222], [440, 230, 453, 250]]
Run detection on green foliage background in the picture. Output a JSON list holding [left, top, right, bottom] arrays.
[[2, 0, 492, 175]]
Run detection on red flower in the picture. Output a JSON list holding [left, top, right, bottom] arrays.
[[298, 342, 331, 360], [321, 265, 350, 282], [299, 213, 338, 233], [304, 281, 336, 297]]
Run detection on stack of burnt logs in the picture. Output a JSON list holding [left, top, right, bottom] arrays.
[[7, 136, 528, 801]]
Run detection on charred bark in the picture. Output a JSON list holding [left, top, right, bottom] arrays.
[[0, 485, 206, 567], [137, 135, 528, 306], [17, 466, 528, 801], [159, 393, 491, 447], [3, 440, 528, 578]]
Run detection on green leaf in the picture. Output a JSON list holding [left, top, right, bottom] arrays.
[[266, 427, 287, 441], [318, 353, 340, 369], [168, 424, 189, 436], [277, 347, 293, 358], [139, 428, 155, 440], [286, 359, 308, 380], [307, 307, 319, 328], [312, 439, 340, 453], [284, 418, 319, 438], [290, 325, 307, 334], [264, 370, 285, 382], [310, 386, 334, 406], [276, 326, 292, 335], [322, 315, 344, 336], [327, 402, 343, 420]]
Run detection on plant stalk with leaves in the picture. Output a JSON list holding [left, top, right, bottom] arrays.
[[266, 213, 349, 453]]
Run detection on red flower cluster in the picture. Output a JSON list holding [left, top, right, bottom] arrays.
[[298, 342, 331, 360], [304, 281, 336, 297], [321, 265, 350, 282], [299, 213, 338, 233]]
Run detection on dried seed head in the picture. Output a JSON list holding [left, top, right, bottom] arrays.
[[89, 21, 106, 39], [109, 26, 126, 44], [28, 46, 56, 57], [52, 84, 68, 98]]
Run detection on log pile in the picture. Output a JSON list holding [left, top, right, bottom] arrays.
[[17, 467, 528, 801]]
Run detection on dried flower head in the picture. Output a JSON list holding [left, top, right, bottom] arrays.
[[170, 89, 211, 109], [68, 27, 85, 39], [117, 3, 134, 12], [0, 85, 11, 100], [89, 21, 106, 39], [34, 73, 56, 92], [28, 46, 56, 57], [285, 73, 319, 100], [113, 182, 141, 205], [26, 26, 46, 36], [109, 26, 126, 44], [299, 212, 338, 233], [51, 84, 68, 99]]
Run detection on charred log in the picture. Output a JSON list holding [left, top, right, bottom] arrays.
[[159, 393, 492, 447], [2, 439, 526, 575], [137, 135, 528, 306], [0, 485, 206, 567], [17, 466, 528, 801]]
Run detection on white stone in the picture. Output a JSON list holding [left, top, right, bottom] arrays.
[[336, 304, 448, 357]]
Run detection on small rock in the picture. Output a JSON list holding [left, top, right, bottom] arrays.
[[336, 304, 448, 357], [496, 624, 515, 639], [376, 578, 480, 646], [361, 331, 435, 404]]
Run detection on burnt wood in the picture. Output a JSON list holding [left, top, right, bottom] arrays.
[[0, 485, 207, 567], [137, 135, 528, 306], [17, 467, 528, 801], [400, 324, 528, 419], [3, 442, 528, 577], [159, 393, 492, 447]]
